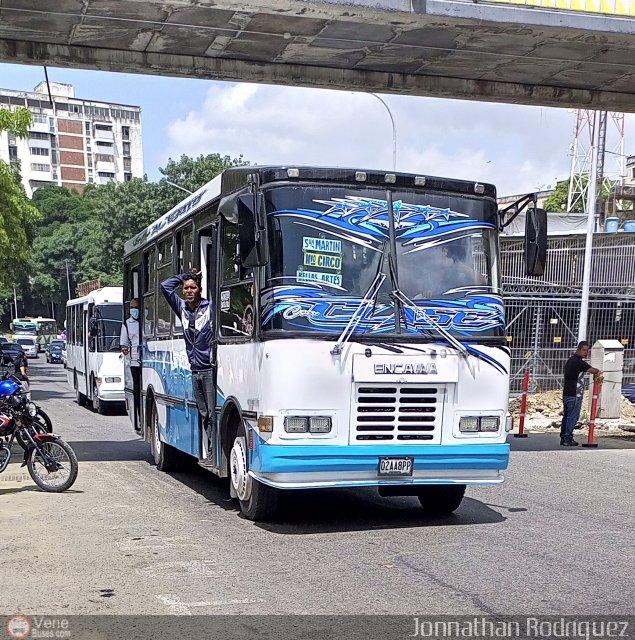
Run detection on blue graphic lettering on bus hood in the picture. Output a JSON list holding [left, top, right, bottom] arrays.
[[261, 285, 504, 335], [272, 196, 495, 250]]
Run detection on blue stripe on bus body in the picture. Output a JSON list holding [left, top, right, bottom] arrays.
[[142, 358, 226, 458], [249, 438, 510, 475]]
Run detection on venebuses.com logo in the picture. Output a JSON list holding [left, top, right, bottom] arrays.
[[6, 615, 71, 639], [7, 616, 31, 639]]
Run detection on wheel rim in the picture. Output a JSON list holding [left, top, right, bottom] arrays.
[[230, 437, 251, 501], [153, 410, 161, 460], [30, 442, 73, 488]]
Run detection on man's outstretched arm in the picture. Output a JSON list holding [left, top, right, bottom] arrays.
[[160, 275, 185, 316]]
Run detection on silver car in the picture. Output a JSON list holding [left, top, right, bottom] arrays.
[[15, 337, 38, 359]]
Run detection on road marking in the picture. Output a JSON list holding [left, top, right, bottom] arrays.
[[156, 594, 265, 615]]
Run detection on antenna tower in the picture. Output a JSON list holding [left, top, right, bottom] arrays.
[[567, 111, 625, 216]]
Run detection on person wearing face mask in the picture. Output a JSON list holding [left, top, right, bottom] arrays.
[[120, 298, 141, 432]]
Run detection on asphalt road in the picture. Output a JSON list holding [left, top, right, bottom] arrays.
[[1, 360, 634, 616]]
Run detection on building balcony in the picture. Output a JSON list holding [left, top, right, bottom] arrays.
[[29, 137, 51, 149], [28, 119, 50, 134], [96, 160, 116, 173]]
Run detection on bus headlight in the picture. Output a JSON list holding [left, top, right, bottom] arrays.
[[459, 417, 480, 432], [284, 417, 309, 433], [105, 377, 121, 383], [479, 416, 500, 432], [309, 416, 332, 433]]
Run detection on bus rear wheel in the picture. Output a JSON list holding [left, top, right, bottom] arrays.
[[230, 425, 278, 522], [75, 376, 86, 407], [150, 402, 180, 472], [417, 484, 466, 516]]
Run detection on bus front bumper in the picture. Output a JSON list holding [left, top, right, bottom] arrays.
[[248, 442, 510, 490]]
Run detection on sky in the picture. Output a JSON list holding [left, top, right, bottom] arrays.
[[1, 62, 633, 197]]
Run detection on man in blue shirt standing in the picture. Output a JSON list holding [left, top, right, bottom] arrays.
[[161, 270, 216, 462]]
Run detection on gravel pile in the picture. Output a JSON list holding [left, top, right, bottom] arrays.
[[508, 389, 635, 432]]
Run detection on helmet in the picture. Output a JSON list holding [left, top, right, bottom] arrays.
[[0, 379, 20, 397]]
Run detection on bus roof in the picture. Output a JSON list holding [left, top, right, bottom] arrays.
[[66, 287, 123, 308], [123, 166, 497, 257]]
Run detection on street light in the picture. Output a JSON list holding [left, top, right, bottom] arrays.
[[164, 180, 193, 195], [368, 93, 397, 172]]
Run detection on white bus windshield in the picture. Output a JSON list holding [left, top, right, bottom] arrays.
[[93, 305, 123, 352], [261, 185, 503, 340]]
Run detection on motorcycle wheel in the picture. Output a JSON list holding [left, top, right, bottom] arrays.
[[27, 438, 78, 492]]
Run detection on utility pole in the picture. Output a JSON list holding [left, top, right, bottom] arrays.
[[13, 286, 18, 320], [578, 110, 601, 343], [65, 260, 72, 299]]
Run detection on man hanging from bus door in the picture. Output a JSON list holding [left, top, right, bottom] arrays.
[[160, 270, 216, 465], [120, 298, 141, 433]]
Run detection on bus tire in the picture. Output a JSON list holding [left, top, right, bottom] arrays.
[[416, 484, 466, 516], [150, 401, 180, 472], [230, 424, 278, 522], [75, 375, 86, 407], [92, 378, 105, 415]]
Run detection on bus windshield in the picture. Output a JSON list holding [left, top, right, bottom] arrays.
[[12, 321, 37, 336], [93, 305, 122, 352], [262, 184, 503, 340]]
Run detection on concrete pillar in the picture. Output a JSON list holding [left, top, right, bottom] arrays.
[[590, 340, 624, 419]]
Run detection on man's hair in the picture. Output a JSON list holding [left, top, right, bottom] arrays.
[[130, 297, 139, 305], [577, 341, 590, 350], [182, 271, 201, 287]]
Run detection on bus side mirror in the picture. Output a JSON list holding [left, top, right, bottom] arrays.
[[525, 207, 547, 276], [237, 193, 268, 267]]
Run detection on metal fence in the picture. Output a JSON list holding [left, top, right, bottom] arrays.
[[501, 233, 635, 393]]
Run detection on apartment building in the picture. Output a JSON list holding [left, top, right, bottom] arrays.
[[0, 82, 143, 196]]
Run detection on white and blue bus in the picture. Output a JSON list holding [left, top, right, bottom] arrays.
[[123, 166, 545, 521], [66, 287, 125, 414]]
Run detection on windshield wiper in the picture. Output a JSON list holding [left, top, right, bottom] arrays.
[[391, 288, 476, 377], [331, 270, 387, 355]]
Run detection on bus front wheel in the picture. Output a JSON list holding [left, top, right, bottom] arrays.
[[416, 484, 466, 516], [230, 426, 278, 522]]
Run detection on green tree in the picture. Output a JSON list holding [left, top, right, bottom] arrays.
[[0, 108, 41, 290], [159, 153, 247, 195], [544, 177, 617, 214]]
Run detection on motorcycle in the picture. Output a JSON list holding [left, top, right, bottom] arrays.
[[0, 377, 78, 492]]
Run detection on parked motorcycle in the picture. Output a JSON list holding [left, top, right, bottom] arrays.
[[0, 377, 78, 492]]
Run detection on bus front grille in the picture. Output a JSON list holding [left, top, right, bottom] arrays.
[[354, 384, 443, 443]]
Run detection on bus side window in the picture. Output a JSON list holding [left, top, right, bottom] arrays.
[[143, 247, 156, 337], [156, 237, 173, 335], [219, 220, 254, 339]]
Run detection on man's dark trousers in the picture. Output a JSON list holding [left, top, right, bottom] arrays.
[[192, 368, 216, 456], [561, 395, 582, 443]]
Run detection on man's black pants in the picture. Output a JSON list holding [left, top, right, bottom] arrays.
[[131, 365, 141, 432], [192, 369, 216, 455]]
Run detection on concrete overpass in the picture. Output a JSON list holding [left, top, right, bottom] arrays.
[[1, 0, 634, 111]]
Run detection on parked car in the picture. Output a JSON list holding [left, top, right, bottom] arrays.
[[46, 340, 65, 364], [14, 336, 38, 359]]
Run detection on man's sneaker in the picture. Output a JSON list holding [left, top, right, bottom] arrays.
[[560, 440, 579, 447]]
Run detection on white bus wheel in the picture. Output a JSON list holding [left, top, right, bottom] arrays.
[[231, 425, 279, 522]]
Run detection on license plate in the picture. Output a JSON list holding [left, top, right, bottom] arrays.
[[378, 457, 414, 477]]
